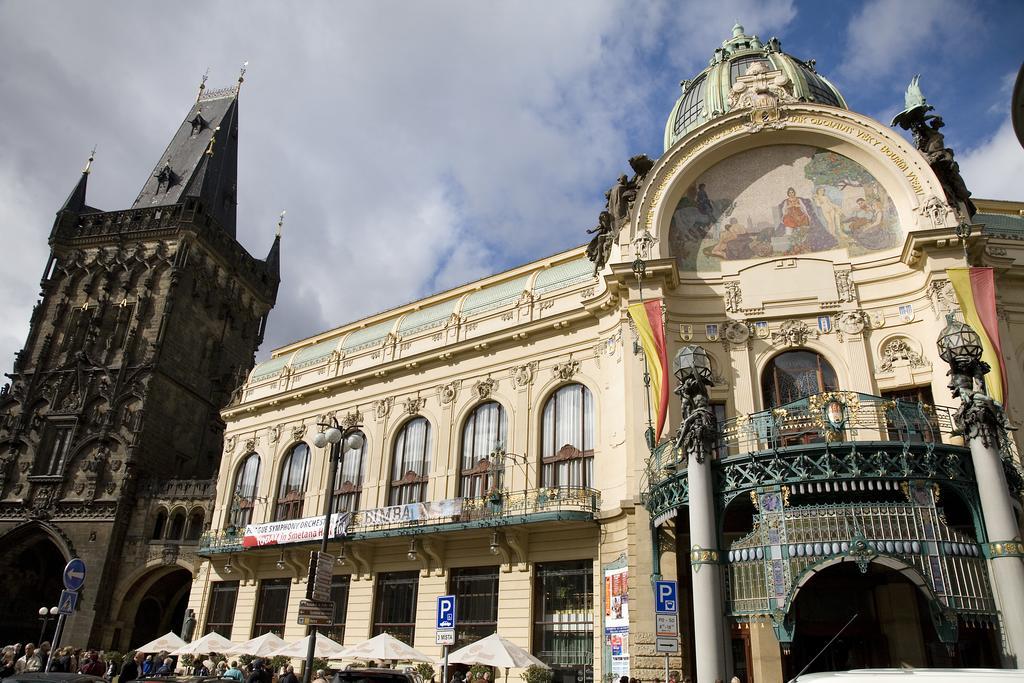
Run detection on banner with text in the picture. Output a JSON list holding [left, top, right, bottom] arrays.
[[361, 498, 464, 527], [242, 511, 351, 548]]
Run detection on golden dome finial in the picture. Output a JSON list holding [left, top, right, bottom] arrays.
[[205, 126, 221, 156], [236, 61, 248, 94]]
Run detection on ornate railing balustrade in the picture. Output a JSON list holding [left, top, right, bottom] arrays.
[[198, 485, 599, 555]]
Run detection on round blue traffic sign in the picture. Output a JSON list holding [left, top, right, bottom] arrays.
[[63, 558, 86, 591]]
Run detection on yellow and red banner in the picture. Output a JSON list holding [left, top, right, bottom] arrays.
[[948, 268, 1006, 405], [628, 300, 669, 442]]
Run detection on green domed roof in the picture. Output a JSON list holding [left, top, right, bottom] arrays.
[[664, 25, 848, 151]]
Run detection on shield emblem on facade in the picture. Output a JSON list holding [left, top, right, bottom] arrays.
[[823, 399, 846, 431], [705, 324, 719, 341], [817, 316, 832, 334], [870, 311, 886, 328], [754, 321, 769, 338], [899, 304, 915, 323], [680, 324, 693, 341]]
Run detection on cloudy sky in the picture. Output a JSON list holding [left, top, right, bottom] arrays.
[[1, 0, 1021, 378]]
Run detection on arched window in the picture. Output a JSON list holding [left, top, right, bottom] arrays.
[[230, 453, 260, 529], [761, 350, 839, 408], [275, 443, 310, 521], [332, 431, 367, 514], [541, 384, 594, 489], [168, 510, 186, 540], [185, 509, 205, 541], [460, 402, 507, 498], [151, 509, 168, 540], [389, 417, 432, 505]]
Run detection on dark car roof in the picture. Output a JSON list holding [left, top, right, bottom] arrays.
[[3, 675, 106, 683]]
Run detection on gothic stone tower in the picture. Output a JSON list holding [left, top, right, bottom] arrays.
[[0, 82, 279, 647]]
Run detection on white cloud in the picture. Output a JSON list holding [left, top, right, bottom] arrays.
[[0, 0, 799, 378], [838, 0, 981, 83], [960, 116, 1024, 201]]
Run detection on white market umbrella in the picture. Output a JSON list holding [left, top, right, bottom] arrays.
[[272, 633, 348, 659], [170, 631, 237, 656], [339, 633, 433, 663], [223, 632, 288, 657], [447, 633, 549, 672], [135, 632, 187, 654]]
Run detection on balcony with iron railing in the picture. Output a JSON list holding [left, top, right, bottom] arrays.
[[642, 391, 1023, 523], [198, 485, 600, 555]]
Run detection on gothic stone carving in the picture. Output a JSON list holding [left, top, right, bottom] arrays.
[[510, 362, 538, 388], [771, 320, 817, 347], [473, 378, 497, 400], [724, 282, 742, 313], [834, 271, 855, 303], [373, 397, 395, 421], [290, 424, 306, 442], [403, 396, 426, 416], [835, 310, 867, 336], [879, 338, 927, 373], [341, 410, 363, 428], [723, 320, 750, 345], [552, 360, 580, 381], [438, 380, 461, 405]]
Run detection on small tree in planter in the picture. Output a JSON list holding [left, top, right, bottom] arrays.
[[520, 665, 553, 683], [238, 654, 256, 669], [415, 662, 436, 682]]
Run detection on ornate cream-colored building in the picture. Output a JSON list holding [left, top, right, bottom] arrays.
[[191, 25, 1024, 683]]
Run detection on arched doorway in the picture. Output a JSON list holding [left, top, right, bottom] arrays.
[[783, 561, 990, 678], [761, 350, 838, 408], [0, 528, 69, 645], [119, 567, 193, 650]]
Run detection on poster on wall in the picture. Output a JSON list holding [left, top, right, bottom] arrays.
[[604, 565, 630, 678]]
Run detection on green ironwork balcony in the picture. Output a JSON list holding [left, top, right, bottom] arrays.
[[648, 392, 962, 481], [197, 485, 600, 555]]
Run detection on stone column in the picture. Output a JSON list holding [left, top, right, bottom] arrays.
[[674, 345, 727, 682], [938, 319, 1024, 666]]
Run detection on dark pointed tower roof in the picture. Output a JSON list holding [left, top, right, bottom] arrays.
[[264, 212, 283, 297], [132, 85, 240, 236], [59, 151, 95, 215]]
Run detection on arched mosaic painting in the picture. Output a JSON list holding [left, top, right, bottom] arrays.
[[669, 145, 902, 271]]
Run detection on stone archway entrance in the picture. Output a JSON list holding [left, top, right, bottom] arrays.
[[117, 566, 193, 650], [0, 528, 70, 645], [783, 561, 997, 677], [786, 561, 935, 675]]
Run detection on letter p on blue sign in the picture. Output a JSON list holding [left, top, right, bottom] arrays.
[[437, 595, 456, 629], [655, 580, 677, 613]]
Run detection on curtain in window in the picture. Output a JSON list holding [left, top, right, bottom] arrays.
[[460, 402, 507, 498], [541, 385, 594, 489], [231, 453, 260, 527], [390, 418, 432, 505], [275, 443, 309, 521], [333, 433, 367, 513]]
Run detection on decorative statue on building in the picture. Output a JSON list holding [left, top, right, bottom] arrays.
[[585, 154, 655, 274], [891, 75, 977, 218], [673, 345, 717, 464], [585, 211, 614, 276], [181, 608, 197, 642]]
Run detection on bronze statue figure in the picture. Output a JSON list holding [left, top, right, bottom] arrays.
[[891, 75, 976, 218]]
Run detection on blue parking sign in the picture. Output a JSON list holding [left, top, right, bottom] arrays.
[[436, 595, 456, 629], [655, 580, 677, 613]]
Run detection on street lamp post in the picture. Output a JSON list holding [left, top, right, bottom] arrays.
[[37, 606, 58, 645], [302, 417, 364, 683], [937, 317, 1024, 666]]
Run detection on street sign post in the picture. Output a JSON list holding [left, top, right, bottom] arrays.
[[48, 559, 87, 672], [653, 580, 680, 672], [654, 580, 678, 613], [297, 599, 335, 626], [58, 590, 78, 615], [307, 551, 336, 603], [436, 595, 456, 683], [63, 558, 86, 592]]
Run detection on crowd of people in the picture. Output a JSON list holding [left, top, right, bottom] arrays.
[[0, 644, 305, 683]]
